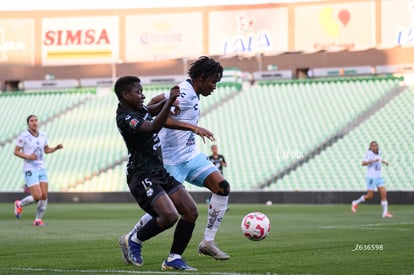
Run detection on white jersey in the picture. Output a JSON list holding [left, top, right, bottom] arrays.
[[16, 130, 48, 171], [363, 150, 382, 178], [158, 79, 200, 165]]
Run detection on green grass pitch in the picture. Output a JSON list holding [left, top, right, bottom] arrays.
[[0, 203, 413, 275]]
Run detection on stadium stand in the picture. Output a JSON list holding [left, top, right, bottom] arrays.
[[265, 86, 413, 191], [1, 78, 412, 193]]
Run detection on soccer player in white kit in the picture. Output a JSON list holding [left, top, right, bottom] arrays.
[[119, 56, 231, 261], [13, 115, 63, 226], [351, 141, 393, 218]]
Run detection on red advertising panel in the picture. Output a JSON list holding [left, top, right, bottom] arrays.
[[42, 16, 119, 65]]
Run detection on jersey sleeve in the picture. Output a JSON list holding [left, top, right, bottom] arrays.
[[363, 151, 371, 162], [15, 133, 25, 147], [118, 113, 146, 134], [220, 155, 226, 163]]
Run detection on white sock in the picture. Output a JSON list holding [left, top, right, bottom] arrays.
[[167, 253, 181, 262], [354, 195, 365, 205], [20, 195, 35, 207], [130, 213, 152, 235], [36, 199, 47, 219], [381, 200, 388, 215], [130, 232, 142, 244], [204, 193, 228, 242]]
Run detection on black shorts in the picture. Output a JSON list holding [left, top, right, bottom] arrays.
[[127, 169, 182, 217]]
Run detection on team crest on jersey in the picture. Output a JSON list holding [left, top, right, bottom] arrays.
[[129, 119, 139, 129]]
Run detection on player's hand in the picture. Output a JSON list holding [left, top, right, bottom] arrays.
[[168, 86, 180, 103], [171, 99, 181, 115], [383, 161, 389, 166], [56, 144, 63, 150], [194, 126, 215, 143], [27, 153, 37, 160]]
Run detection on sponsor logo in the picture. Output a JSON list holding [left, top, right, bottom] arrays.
[[129, 118, 139, 129]]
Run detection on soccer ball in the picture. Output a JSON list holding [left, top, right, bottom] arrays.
[[241, 212, 271, 241]]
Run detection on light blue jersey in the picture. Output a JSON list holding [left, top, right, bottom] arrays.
[[363, 150, 382, 178], [158, 80, 200, 165], [16, 130, 48, 171]]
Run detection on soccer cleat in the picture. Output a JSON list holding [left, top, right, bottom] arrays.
[[127, 234, 143, 267], [14, 200, 23, 219], [33, 219, 44, 226], [198, 240, 230, 260], [161, 258, 197, 271], [382, 212, 393, 218], [351, 201, 358, 213], [118, 234, 131, 264]]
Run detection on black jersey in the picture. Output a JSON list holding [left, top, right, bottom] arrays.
[[116, 104, 164, 175], [208, 154, 226, 174]]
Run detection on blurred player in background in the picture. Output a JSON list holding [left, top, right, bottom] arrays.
[[115, 76, 198, 271], [351, 141, 393, 218], [13, 114, 63, 226], [208, 144, 227, 175], [123, 56, 231, 261]]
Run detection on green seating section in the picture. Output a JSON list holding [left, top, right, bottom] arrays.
[[1, 80, 412, 192], [0, 91, 93, 142], [264, 87, 414, 191], [196, 78, 401, 190]]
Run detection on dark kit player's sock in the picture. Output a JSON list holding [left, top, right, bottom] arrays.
[[170, 219, 195, 255], [136, 218, 163, 242]]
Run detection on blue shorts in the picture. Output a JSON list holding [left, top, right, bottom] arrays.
[[366, 177, 385, 191], [23, 169, 48, 187], [164, 153, 219, 187]]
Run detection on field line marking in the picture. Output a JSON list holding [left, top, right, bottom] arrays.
[[0, 267, 280, 275]]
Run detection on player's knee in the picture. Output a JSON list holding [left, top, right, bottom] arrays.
[[215, 180, 230, 196], [187, 205, 199, 223], [158, 210, 179, 229], [365, 193, 373, 200]]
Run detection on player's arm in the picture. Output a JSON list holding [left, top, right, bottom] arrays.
[[221, 156, 228, 167], [147, 94, 167, 116], [381, 160, 389, 166], [165, 117, 215, 143], [139, 86, 180, 133], [147, 93, 180, 116], [44, 144, 63, 154], [14, 146, 37, 160], [362, 159, 379, 166]]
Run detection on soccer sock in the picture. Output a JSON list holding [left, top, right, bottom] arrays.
[[354, 195, 365, 205], [130, 213, 152, 235], [36, 199, 47, 219], [204, 193, 228, 241], [134, 218, 163, 243], [169, 219, 195, 257], [381, 200, 388, 215], [19, 195, 35, 207]]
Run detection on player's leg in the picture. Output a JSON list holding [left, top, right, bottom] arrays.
[[122, 173, 179, 267], [378, 183, 392, 218], [351, 178, 375, 213], [187, 154, 231, 260], [33, 180, 48, 226], [14, 170, 39, 219], [124, 163, 188, 237], [162, 181, 198, 271]]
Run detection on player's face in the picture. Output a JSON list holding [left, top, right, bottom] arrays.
[[211, 145, 218, 154], [27, 116, 38, 132], [370, 142, 378, 153], [195, 73, 220, 97], [124, 82, 145, 110]]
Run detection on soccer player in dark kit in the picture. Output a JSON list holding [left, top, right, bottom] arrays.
[[115, 76, 198, 271]]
